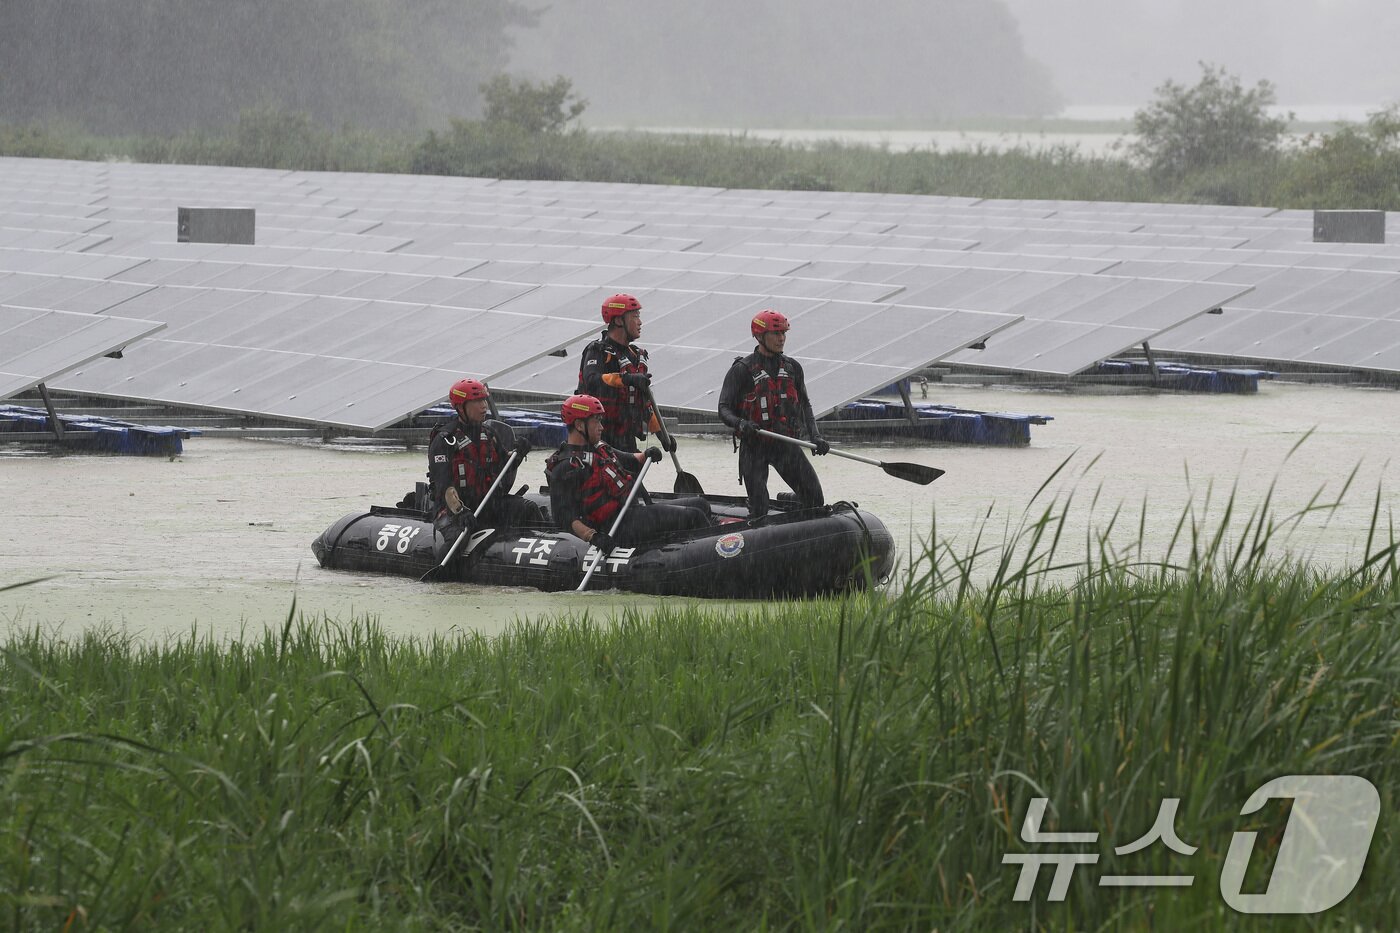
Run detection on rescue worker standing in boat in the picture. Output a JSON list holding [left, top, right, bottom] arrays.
[[717, 309, 830, 519], [546, 394, 709, 554], [428, 378, 538, 553], [576, 293, 678, 455]]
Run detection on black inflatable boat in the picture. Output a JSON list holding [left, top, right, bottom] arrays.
[[311, 491, 895, 599]]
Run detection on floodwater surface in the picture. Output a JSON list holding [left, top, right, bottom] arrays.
[[4, 382, 1399, 642]]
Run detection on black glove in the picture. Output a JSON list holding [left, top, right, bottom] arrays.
[[513, 436, 532, 458], [737, 419, 759, 440], [813, 436, 830, 456], [659, 433, 678, 454], [644, 446, 663, 462], [622, 372, 652, 390], [589, 530, 614, 554]]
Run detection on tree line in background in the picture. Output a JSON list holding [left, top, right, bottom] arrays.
[[0, 0, 1060, 133], [0, 0, 533, 133], [2, 63, 1399, 211]]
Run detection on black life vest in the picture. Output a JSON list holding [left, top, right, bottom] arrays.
[[547, 443, 634, 527], [577, 336, 649, 441], [736, 353, 802, 437]]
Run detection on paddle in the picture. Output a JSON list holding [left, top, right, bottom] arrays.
[[643, 384, 704, 496], [420, 447, 521, 582], [756, 428, 945, 485], [576, 457, 653, 592]]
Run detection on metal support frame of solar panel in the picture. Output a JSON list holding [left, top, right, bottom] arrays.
[[1, 305, 165, 401], [487, 288, 1021, 417]]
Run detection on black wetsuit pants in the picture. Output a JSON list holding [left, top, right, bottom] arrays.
[[739, 440, 824, 519], [478, 493, 543, 529], [613, 499, 710, 546]]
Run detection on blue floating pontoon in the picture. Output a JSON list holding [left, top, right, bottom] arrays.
[[0, 405, 196, 456], [832, 398, 1053, 446], [1090, 359, 1277, 393]]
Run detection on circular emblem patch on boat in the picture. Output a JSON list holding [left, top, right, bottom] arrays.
[[715, 532, 745, 558]]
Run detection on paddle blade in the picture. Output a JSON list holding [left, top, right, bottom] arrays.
[[673, 471, 705, 496], [881, 461, 945, 485]]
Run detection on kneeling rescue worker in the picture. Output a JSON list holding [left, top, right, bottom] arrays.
[[546, 394, 709, 553], [429, 378, 539, 554], [718, 309, 829, 519]]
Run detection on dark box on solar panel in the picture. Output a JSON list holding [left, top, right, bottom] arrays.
[[1313, 210, 1384, 244], [177, 207, 255, 244]]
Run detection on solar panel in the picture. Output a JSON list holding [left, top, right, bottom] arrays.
[[0, 306, 165, 400], [54, 297, 597, 431]]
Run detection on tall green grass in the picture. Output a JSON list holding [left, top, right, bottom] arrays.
[[3, 487, 1396, 929]]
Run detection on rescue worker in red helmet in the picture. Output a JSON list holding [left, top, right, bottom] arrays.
[[428, 377, 540, 555], [717, 309, 829, 519], [546, 394, 708, 555], [575, 293, 678, 454]]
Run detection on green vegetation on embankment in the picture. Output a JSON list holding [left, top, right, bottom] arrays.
[[0, 110, 1394, 209], [3, 491, 1396, 930]]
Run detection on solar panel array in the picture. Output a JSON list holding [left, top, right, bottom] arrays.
[[3, 155, 1398, 431]]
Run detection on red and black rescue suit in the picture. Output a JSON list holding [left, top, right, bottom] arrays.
[[428, 417, 540, 554], [545, 442, 709, 547], [717, 350, 827, 519]]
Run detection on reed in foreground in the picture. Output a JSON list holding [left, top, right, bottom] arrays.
[[2, 493, 1396, 930]]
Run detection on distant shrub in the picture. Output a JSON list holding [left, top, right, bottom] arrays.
[[228, 106, 333, 169], [769, 170, 834, 191], [0, 122, 95, 159], [480, 74, 587, 135], [1170, 158, 1284, 206], [1130, 63, 1290, 184], [1279, 104, 1400, 209]]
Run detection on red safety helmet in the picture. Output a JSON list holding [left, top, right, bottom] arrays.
[[448, 378, 490, 407], [601, 293, 642, 325], [751, 309, 790, 338], [562, 393, 606, 426]]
